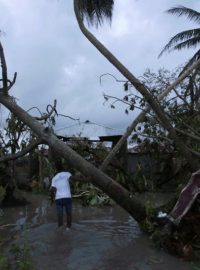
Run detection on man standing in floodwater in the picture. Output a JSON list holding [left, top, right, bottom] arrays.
[[50, 170, 73, 230]]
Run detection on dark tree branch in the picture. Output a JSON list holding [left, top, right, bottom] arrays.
[[27, 101, 79, 124], [135, 131, 172, 144], [100, 73, 127, 84], [57, 113, 80, 121], [175, 127, 200, 142], [27, 106, 43, 117], [0, 137, 43, 162], [181, 121, 200, 136], [172, 86, 191, 108], [103, 93, 154, 116], [0, 43, 17, 93], [35, 99, 57, 121], [27, 100, 58, 121], [7, 72, 17, 90], [0, 42, 8, 94]]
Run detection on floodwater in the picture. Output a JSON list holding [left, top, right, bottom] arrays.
[[0, 193, 197, 270]]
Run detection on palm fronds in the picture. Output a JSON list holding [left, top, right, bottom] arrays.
[[77, 0, 114, 27], [159, 29, 200, 57], [173, 37, 200, 51], [167, 6, 200, 24], [159, 6, 200, 58], [179, 49, 200, 76]]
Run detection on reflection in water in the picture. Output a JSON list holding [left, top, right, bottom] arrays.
[[32, 200, 49, 225], [76, 215, 140, 247], [14, 208, 28, 231], [15, 216, 27, 231], [3, 195, 140, 248], [1, 194, 193, 270]]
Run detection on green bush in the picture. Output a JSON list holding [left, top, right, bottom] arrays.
[[10, 240, 33, 270], [0, 255, 10, 270]]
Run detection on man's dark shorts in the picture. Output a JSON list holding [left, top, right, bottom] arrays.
[[55, 198, 72, 217]]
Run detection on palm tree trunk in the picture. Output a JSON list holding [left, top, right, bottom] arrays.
[[0, 93, 146, 223], [74, 0, 199, 172]]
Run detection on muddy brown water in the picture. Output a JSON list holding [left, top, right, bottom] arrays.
[[0, 192, 198, 270]]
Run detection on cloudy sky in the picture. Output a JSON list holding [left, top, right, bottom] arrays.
[[0, 0, 200, 136]]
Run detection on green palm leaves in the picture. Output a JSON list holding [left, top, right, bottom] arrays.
[[77, 0, 114, 26], [159, 5, 200, 68]]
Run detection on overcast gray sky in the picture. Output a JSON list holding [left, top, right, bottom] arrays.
[[0, 0, 200, 136]]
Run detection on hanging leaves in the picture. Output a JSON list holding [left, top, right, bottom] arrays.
[[124, 82, 129, 91], [123, 95, 129, 101]]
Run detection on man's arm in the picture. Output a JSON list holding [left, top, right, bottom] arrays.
[[69, 175, 91, 182], [49, 186, 57, 205]]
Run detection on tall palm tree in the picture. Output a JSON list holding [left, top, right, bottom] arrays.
[[74, 0, 200, 172], [159, 5, 200, 69]]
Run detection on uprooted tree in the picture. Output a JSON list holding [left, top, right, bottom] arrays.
[[0, 41, 147, 223], [1, 0, 200, 239]]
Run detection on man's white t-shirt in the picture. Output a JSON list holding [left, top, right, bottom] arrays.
[[51, 172, 72, 200]]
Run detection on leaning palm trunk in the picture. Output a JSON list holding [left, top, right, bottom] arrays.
[[0, 93, 146, 224], [74, 0, 199, 172]]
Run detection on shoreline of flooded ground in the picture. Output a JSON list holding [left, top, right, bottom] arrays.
[[0, 192, 198, 270]]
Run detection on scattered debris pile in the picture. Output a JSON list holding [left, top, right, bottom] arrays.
[[160, 170, 200, 259]]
